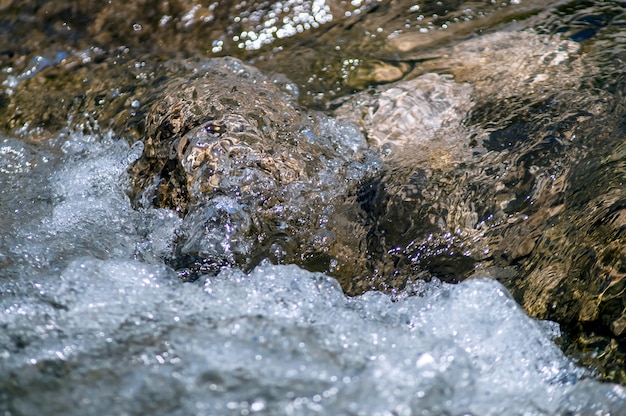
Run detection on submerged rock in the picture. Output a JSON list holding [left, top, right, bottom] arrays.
[[514, 139, 626, 383], [332, 31, 590, 284], [129, 57, 375, 275], [334, 30, 626, 381]]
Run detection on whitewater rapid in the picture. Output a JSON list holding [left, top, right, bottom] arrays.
[[0, 129, 625, 415]]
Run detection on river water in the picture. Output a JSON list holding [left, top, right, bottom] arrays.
[[1, 1, 626, 415]]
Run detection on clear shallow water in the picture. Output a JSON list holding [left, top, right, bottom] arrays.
[[1, 129, 625, 415]]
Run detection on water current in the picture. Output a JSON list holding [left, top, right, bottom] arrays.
[[2, 1, 626, 415]]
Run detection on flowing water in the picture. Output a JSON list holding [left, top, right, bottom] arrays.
[[1, 1, 626, 414]]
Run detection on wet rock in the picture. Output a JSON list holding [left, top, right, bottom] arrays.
[[514, 138, 626, 383], [129, 57, 374, 276], [335, 73, 474, 154], [333, 30, 625, 381], [332, 31, 589, 283]]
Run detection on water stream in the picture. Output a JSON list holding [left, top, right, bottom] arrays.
[[1, 1, 626, 414]]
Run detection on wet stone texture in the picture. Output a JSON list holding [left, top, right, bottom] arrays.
[[331, 30, 595, 287], [129, 57, 376, 277]]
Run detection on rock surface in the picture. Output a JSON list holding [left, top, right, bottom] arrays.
[[335, 31, 625, 380], [129, 57, 375, 276]]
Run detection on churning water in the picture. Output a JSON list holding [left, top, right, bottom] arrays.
[[0, 127, 624, 415], [2, 0, 626, 415]]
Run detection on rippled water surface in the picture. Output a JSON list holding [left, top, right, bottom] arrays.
[[2, 1, 626, 414]]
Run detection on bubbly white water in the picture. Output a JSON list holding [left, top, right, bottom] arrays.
[[1, 130, 625, 415]]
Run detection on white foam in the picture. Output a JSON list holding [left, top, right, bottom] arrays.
[[2, 259, 625, 415], [0, 131, 625, 415]]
